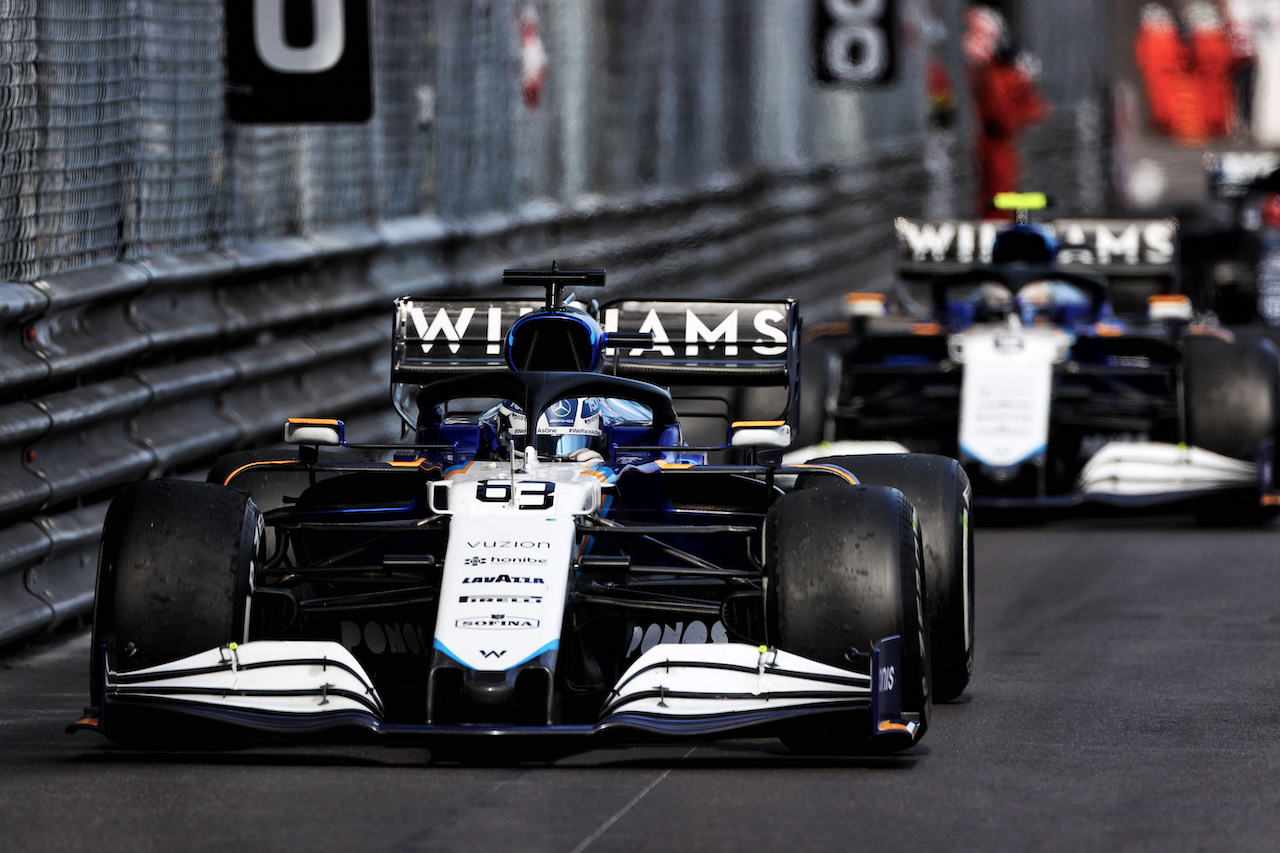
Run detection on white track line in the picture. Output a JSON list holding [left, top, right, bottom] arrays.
[[570, 745, 697, 853]]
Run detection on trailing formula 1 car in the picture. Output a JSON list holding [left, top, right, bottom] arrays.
[[1182, 150, 1280, 324], [790, 198, 1280, 522], [71, 265, 974, 756]]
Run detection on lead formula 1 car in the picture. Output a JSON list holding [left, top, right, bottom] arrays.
[[790, 203, 1280, 521], [71, 266, 974, 756]]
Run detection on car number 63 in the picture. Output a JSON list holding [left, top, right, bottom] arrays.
[[476, 480, 556, 510]]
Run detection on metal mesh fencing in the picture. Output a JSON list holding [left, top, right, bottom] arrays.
[[0, 0, 986, 284], [127, 0, 225, 260], [29, 1, 133, 280]]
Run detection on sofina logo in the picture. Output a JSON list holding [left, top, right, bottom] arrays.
[[456, 616, 541, 629]]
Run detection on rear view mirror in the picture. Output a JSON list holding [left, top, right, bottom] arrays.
[[284, 418, 346, 446], [729, 421, 792, 449]]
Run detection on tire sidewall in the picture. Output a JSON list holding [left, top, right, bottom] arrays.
[[803, 453, 973, 700]]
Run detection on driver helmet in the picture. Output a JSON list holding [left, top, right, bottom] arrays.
[[497, 397, 603, 459], [1017, 280, 1091, 326], [969, 282, 1015, 323]]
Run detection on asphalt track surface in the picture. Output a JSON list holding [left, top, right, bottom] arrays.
[[3, 514, 1280, 852]]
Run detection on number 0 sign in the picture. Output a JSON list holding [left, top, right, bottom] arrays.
[[227, 0, 373, 123], [813, 0, 898, 87]]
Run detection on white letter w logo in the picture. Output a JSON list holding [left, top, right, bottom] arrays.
[[410, 307, 475, 354]]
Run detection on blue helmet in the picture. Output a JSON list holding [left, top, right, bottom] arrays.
[[991, 223, 1057, 265]]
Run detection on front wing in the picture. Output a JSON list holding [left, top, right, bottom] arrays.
[[71, 638, 916, 742]]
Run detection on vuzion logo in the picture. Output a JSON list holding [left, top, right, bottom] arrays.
[[466, 540, 550, 549]]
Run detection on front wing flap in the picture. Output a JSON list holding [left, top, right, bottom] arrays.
[[75, 638, 915, 742]]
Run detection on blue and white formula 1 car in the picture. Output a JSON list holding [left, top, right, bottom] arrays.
[[790, 198, 1280, 522], [71, 266, 974, 756]]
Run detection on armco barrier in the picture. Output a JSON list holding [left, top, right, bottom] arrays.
[[0, 147, 944, 647]]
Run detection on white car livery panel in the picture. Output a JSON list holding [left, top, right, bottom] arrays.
[[952, 325, 1069, 470], [429, 461, 603, 672]]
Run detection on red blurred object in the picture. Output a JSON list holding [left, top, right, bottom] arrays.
[[1191, 23, 1233, 137], [1134, 5, 1210, 142], [1261, 194, 1280, 229], [520, 5, 547, 109], [974, 58, 1048, 217], [963, 7, 1004, 66], [927, 58, 957, 127]]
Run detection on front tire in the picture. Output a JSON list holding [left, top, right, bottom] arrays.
[[806, 453, 974, 701], [767, 485, 930, 754], [92, 480, 262, 746], [1184, 336, 1280, 525]]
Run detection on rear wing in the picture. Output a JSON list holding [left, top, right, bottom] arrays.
[[392, 297, 797, 387], [895, 217, 1179, 315], [895, 217, 1179, 282]]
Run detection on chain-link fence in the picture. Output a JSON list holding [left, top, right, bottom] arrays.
[[0, 0, 957, 284]]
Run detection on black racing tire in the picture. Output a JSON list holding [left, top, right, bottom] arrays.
[[794, 337, 838, 449], [208, 448, 310, 554], [767, 485, 930, 754], [207, 448, 298, 488], [207, 448, 303, 510], [1184, 336, 1280, 526], [1184, 336, 1280, 462], [804, 454, 974, 701], [92, 480, 263, 746]]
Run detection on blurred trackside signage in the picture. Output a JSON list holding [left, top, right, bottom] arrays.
[[226, 0, 372, 123], [813, 0, 898, 87], [894, 218, 1178, 268]]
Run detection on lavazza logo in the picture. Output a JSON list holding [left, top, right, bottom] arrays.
[[462, 574, 545, 585], [456, 614, 541, 630]]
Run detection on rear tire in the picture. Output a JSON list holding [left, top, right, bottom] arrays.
[[794, 337, 838, 449], [767, 485, 930, 754], [805, 454, 974, 701], [93, 480, 262, 747]]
